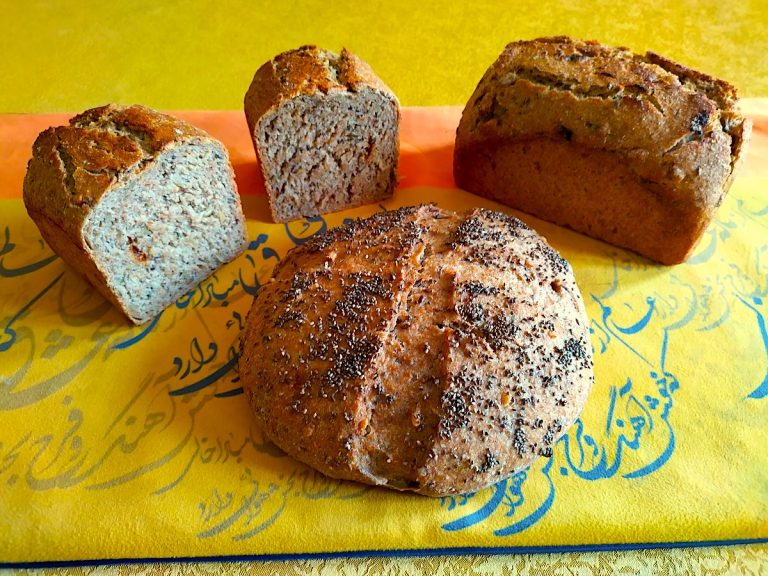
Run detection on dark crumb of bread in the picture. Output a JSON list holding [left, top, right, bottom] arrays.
[[245, 46, 400, 223]]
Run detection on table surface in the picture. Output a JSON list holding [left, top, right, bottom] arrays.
[[1, 1, 767, 573]]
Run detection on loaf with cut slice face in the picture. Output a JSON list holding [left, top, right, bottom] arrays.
[[244, 45, 400, 223], [23, 104, 248, 325]]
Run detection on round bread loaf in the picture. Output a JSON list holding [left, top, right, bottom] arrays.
[[239, 205, 594, 496]]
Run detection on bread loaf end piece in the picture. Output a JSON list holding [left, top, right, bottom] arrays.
[[454, 36, 752, 265], [23, 104, 248, 324], [244, 46, 400, 223]]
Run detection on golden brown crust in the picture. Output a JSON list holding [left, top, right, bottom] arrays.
[[454, 36, 752, 264], [71, 103, 205, 152], [239, 205, 594, 496], [244, 45, 395, 140]]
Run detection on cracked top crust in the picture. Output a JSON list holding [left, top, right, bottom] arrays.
[[239, 204, 594, 496], [244, 45, 397, 140], [456, 36, 751, 210], [23, 104, 210, 243]]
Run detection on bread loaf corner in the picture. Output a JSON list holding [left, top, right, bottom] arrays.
[[244, 46, 400, 223], [23, 104, 248, 324]]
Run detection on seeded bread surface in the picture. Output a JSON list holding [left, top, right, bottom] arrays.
[[244, 45, 400, 223], [454, 36, 752, 265], [23, 104, 248, 324], [239, 205, 593, 496]]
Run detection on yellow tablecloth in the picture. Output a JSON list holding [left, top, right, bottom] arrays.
[[1, 1, 767, 573], [0, 104, 766, 568]]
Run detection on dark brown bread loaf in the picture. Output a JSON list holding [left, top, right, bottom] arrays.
[[239, 205, 593, 496], [244, 45, 400, 223], [23, 104, 248, 325], [454, 36, 751, 265]]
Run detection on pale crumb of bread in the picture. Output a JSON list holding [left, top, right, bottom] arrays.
[[83, 141, 246, 322]]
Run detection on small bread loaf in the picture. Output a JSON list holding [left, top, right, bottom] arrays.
[[454, 36, 751, 265], [239, 205, 593, 496], [23, 104, 248, 325], [244, 45, 400, 223]]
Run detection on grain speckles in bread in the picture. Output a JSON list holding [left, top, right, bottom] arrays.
[[454, 36, 752, 265], [23, 104, 248, 325], [244, 45, 400, 223], [239, 205, 593, 496]]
